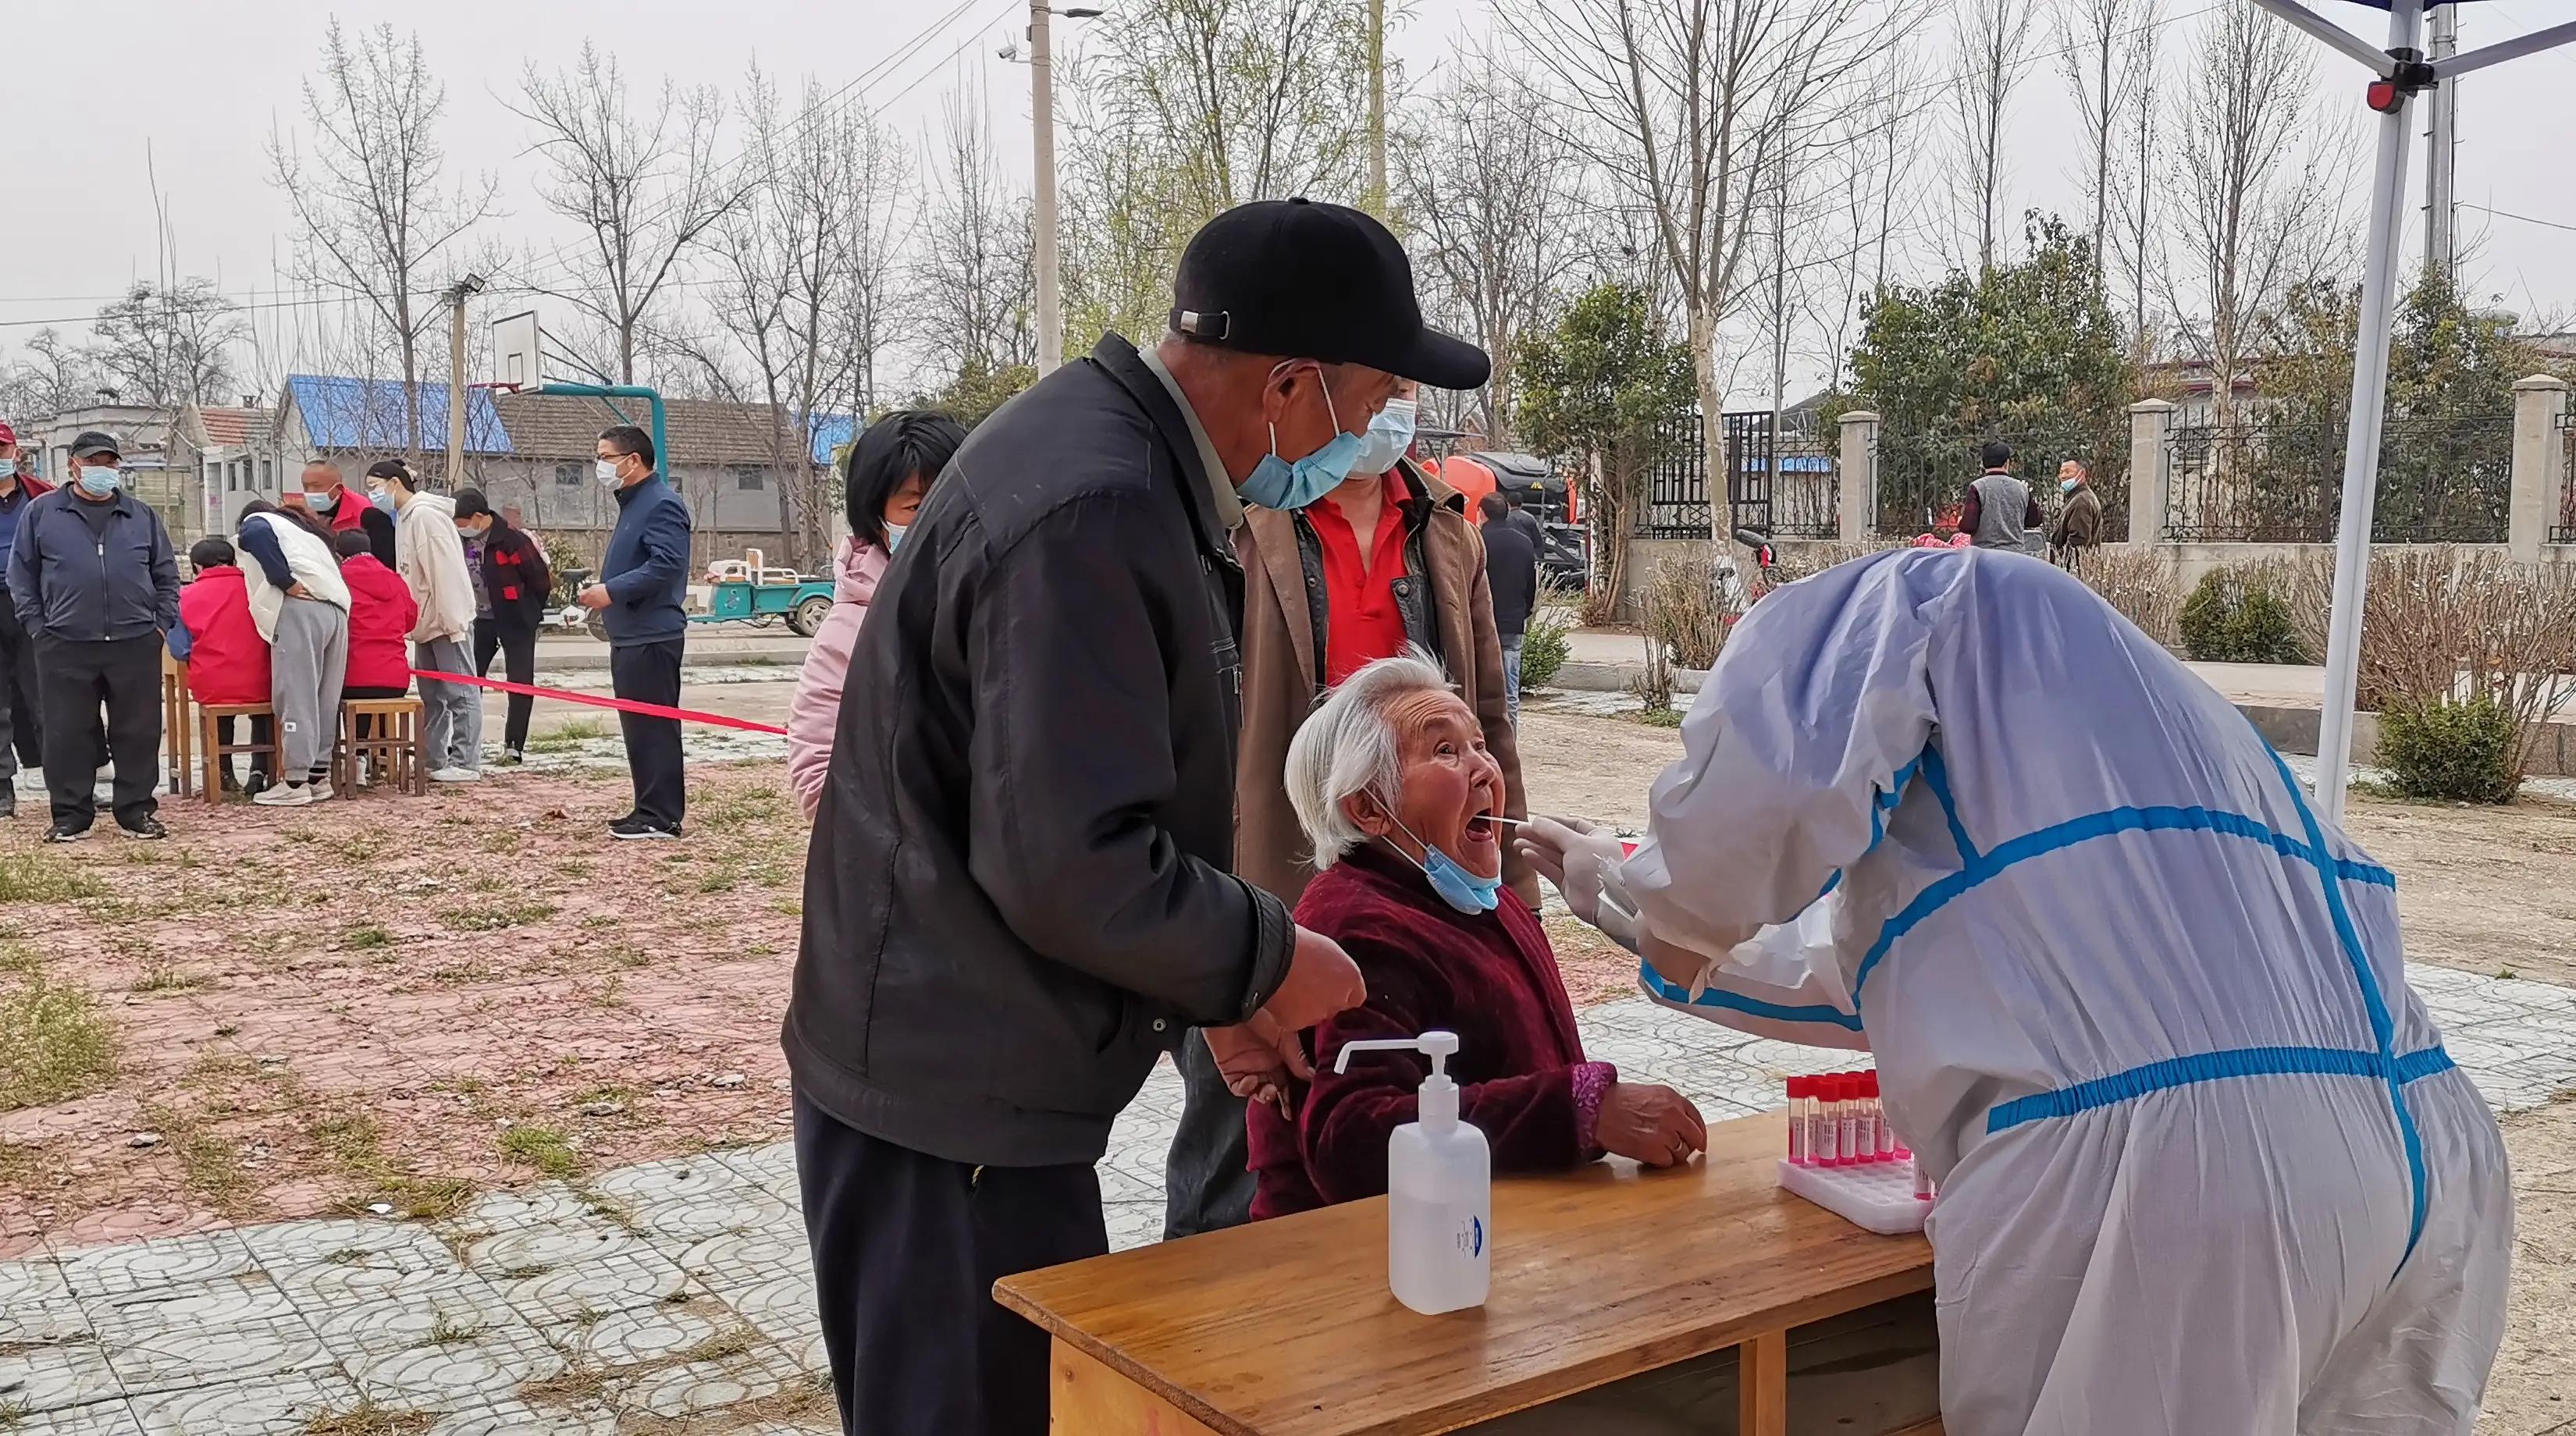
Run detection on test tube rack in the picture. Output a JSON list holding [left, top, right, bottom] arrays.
[[1774, 1157, 1931, 1236]]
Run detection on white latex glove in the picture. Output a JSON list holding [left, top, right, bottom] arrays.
[[1514, 815, 1642, 953]]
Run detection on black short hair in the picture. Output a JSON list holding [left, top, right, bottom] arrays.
[[189, 538, 236, 571], [600, 425, 655, 470], [333, 529, 374, 560], [365, 457, 418, 492], [1478, 492, 1510, 522], [452, 488, 493, 521], [843, 411, 966, 550], [1980, 439, 2014, 470]]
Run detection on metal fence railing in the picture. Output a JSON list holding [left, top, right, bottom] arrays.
[[1636, 411, 1838, 539], [2556, 410, 2576, 546], [2164, 411, 2514, 544], [1875, 421, 2129, 542]]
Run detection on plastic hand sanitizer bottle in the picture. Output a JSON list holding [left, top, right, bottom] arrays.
[[1333, 1030, 1490, 1314]]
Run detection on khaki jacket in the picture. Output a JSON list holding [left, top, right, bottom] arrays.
[[1232, 460, 1539, 912]]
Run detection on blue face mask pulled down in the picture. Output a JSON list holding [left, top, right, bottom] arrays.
[[1392, 816, 1503, 914], [1239, 364, 1368, 510], [1348, 397, 1417, 478]]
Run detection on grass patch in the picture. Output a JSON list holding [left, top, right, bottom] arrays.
[[578, 915, 620, 931], [678, 1326, 756, 1363], [308, 1112, 383, 1167], [477, 830, 524, 855], [338, 924, 393, 952], [130, 964, 212, 995], [1628, 706, 1686, 729], [0, 944, 37, 977], [0, 856, 105, 904], [141, 1101, 251, 1210], [447, 901, 559, 934], [422, 1313, 483, 1346], [303, 1398, 433, 1436], [770, 898, 801, 918], [527, 720, 612, 752], [0, 978, 118, 1111], [498, 1125, 582, 1179], [427, 960, 493, 987]]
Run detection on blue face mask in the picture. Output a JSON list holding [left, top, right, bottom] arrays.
[[1348, 397, 1416, 478], [2060, 477, 2081, 495], [1391, 816, 1503, 915], [1238, 364, 1368, 510], [884, 521, 907, 553], [74, 464, 120, 498]]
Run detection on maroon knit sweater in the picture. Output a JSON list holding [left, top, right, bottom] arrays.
[[1247, 842, 1606, 1220]]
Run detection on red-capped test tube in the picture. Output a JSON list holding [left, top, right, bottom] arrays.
[[1816, 1076, 1842, 1165], [1836, 1074, 1862, 1166], [1786, 1076, 1807, 1164], [1866, 1072, 1891, 1160]]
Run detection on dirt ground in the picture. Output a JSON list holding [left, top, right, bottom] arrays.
[[2, 709, 2572, 1429], [0, 763, 806, 1256]]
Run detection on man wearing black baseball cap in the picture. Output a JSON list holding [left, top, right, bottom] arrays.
[[788, 197, 1489, 1434]]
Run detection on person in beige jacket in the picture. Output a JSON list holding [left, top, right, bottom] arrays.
[[1165, 399, 1535, 1240], [372, 458, 482, 780]]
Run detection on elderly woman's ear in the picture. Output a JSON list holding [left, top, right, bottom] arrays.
[[1340, 790, 1396, 842]]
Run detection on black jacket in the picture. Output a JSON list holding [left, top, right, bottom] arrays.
[[600, 476, 692, 646], [6, 488, 180, 642], [1483, 514, 1539, 638], [474, 520, 554, 631], [786, 335, 1296, 1166]]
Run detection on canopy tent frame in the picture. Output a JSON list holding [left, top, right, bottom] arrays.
[[2245, 0, 2576, 824]]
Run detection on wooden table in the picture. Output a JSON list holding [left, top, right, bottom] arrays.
[[997, 1113, 1937, 1436]]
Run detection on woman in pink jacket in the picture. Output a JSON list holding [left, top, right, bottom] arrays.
[[787, 411, 966, 819]]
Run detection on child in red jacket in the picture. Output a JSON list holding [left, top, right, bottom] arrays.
[[336, 530, 420, 768], [176, 538, 273, 792]]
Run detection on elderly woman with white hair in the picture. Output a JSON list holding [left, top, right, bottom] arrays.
[[1244, 651, 1706, 1219]]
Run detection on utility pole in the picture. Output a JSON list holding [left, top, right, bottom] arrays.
[[1366, 0, 1387, 215], [443, 275, 484, 490], [2425, 5, 2458, 280], [1031, 0, 1062, 375]]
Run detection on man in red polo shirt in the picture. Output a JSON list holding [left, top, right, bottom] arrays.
[[291, 459, 396, 563]]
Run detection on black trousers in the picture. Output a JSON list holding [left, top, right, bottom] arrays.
[[792, 1092, 1106, 1436], [215, 714, 275, 787], [339, 684, 405, 744], [1167, 1034, 1256, 1238], [0, 614, 41, 776], [608, 637, 685, 827], [37, 634, 162, 830], [473, 617, 539, 754]]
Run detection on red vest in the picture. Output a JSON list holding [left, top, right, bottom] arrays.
[[315, 486, 372, 534], [340, 554, 419, 691], [178, 567, 270, 706]]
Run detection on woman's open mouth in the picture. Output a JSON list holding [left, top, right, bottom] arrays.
[[1461, 807, 1501, 848]]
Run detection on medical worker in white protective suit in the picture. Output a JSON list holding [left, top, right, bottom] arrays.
[[1521, 546, 2509, 1435]]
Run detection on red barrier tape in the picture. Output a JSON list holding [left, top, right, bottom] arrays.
[[410, 669, 789, 736]]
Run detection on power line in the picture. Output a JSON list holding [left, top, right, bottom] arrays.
[[2460, 202, 2576, 235]]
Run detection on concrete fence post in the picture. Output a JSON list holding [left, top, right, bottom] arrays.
[[2127, 399, 2177, 545], [2508, 374, 2568, 563], [1837, 410, 1878, 543]]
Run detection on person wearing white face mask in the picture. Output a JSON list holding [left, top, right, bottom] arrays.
[[5, 431, 180, 841], [1211, 375, 1534, 1235]]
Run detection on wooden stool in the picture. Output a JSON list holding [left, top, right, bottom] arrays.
[[336, 698, 426, 796], [161, 655, 196, 799], [196, 702, 276, 803]]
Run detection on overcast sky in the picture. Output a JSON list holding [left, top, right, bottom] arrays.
[[2, 0, 2570, 407]]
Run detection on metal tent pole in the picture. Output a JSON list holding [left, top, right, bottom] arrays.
[[2312, 0, 2423, 825]]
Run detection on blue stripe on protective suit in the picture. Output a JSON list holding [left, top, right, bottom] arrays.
[[1850, 802, 2397, 1000], [1986, 1043, 2456, 1133], [1637, 961, 1865, 1030], [1919, 744, 1980, 862], [1814, 755, 1922, 904], [2261, 745, 2428, 1256]]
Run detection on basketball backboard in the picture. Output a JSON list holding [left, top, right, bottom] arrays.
[[489, 311, 544, 392]]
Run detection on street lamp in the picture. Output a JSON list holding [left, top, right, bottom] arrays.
[[1032, 4, 1104, 377]]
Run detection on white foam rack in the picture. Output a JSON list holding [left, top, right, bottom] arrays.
[[1774, 1157, 1931, 1236]]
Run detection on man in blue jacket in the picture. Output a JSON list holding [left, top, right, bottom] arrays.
[[5, 431, 180, 841], [576, 424, 692, 838]]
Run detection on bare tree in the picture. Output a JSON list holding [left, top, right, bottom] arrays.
[[1950, 0, 2040, 277], [511, 44, 736, 385], [1394, 59, 1587, 448], [268, 20, 500, 466], [2165, 0, 2354, 425], [1499, 0, 1909, 538], [914, 83, 1037, 385], [692, 68, 864, 568], [91, 281, 246, 412], [1803, 57, 1924, 391], [0, 331, 107, 425], [834, 114, 910, 421], [2056, 0, 2155, 290], [1081, 0, 1373, 235], [2105, 5, 2162, 361]]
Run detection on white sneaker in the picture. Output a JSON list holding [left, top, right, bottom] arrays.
[[307, 780, 336, 802], [429, 767, 483, 784], [253, 783, 314, 807]]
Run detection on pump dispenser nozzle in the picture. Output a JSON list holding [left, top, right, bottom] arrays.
[[1335, 1031, 1462, 1131]]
